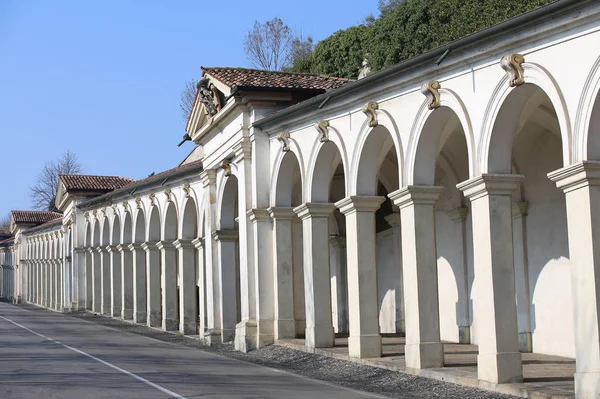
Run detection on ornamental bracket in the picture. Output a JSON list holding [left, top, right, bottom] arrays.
[[222, 159, 231, 177], [276, 132, 290, 152], [500, 54, 525, 87], [183, 183, 191, 198], [361, 102, 379, 127], [164, 188, 172, 202], [315, 120, 330, 143], [421, 80, 441, 110]]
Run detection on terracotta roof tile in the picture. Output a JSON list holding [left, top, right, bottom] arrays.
[[201, 67, 353, 91], [60, 174, 136, 192], [11, 211, 63, 225]]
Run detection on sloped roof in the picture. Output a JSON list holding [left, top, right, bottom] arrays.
[[201, 67, 353, 91], [60, 174, 136, 192], [11, 210, 63, 225]]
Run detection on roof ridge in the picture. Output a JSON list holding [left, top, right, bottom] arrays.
[[201, 66, 351, 80], [60, 173, 135, 180]]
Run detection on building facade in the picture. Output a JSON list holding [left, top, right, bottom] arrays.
[[3, 1, 600, 397]]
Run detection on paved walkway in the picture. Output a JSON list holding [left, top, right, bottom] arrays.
[[0, 302, 378, 399], [278, 336, 576, 399]]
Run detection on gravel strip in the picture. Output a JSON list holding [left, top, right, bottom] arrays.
[[20, 304, 517, 399]]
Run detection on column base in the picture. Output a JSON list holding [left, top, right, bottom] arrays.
[[477, 352, 523, 384], [203, 329, 222, 345], [92, 302, 101, 313], [162, 318, 178, 331], [575, 371, 600, 399], [349, 334, 382, 359], [275, 319, 296, 340], [112, 309, 121, 318], [459, 326, 471, 344], [295, 319, 306, 336], [16, 295, 22, 304], [179, 319, 197, 335], [147, 310, 161, 327], [121, 308, 133, 320], [134, 311, 147, 324], [518, 332, 532, 353], [62, 307, 71, 313], [235, 320, 257, 352], [306, 325, 335, 348], [50, 301, 56, 310], [405, 342, 444, 369], [102, 305, 110, 315], [222, 328, 236, 343]]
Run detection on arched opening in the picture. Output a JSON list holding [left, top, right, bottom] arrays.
[[218, 174, 242, 340], [488, 83, 571, 358], [84, 222, 92, 310], [147, 205, 162, 326], [414, 106, 471, 345], [355, 125, 402, 337], [162, 201, 179, 330], [181, 198, 199, 334], [121, 212, 133, 320], [134, 210, 145, 243], [91, 220, 101, 312], [272, 151, 305, 339], [100, 216, 110, 315], [132, 208, 147, 323]]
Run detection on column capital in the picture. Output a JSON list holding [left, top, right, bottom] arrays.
[[156, 241, 175, 251], [247, 208, 271, 223], [293, 202, 336, 220], [335, 196, 385, 215], [512, 201, 529, 218], [457, 174, 524, 200], [267, 207, 296, 220], [127, 243, 143, 252], [73, 247, 86, 254], [115, 244, 129, 253], [446, 206, 469, 222], [548, 161, 600, 193], [105, 245, 117, 253], [95, 246, 104, 253], [141, 242, 159, 253], [388, 186, 445, 209], [191, 237, 204, 249], [384, 212, 401, 227], [212, 230, 238, 242], [173, 239, 195, 250]]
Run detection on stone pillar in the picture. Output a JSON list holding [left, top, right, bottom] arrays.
[[389, 186, 444, 369], [49, 260, 56, 309], [511, 201, 532, 352], [213, 230, 239, 343], [142, 242, 161, 327], [457, 174, 524, 384], [157, 241, 178, 331], [129, 243, 147, 323], [336, 196, 385, 359], [384, 213, 404, 334], [548, 161, 600, 398], [293, 203, 336, 349], [107, 246, 122, 317], [84, 249, 92, 310], [329, 236, 348, 334], [74, 248, 87, 311], [56, 260, 63, 311], [117, 245, 133, 320], [97, 247, 110, 315], [89, 248, 101, 313], [192, 238, 205, 336], [37, 261, 41, 305], [174, 239, 197, 334], [268, 207, 296, 340]]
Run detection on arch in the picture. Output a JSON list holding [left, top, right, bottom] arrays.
[[122, 211, 133, 245], [406, 89, 475, 184], [480, 63, 572, 173], [92, 219, 100, 247], [85, 222, 92, 247], [271, 150, 303, 207], [219, 174, 239, 230], [147, 205, 161, 242], [352, 109, 404, 194], [101, 216, 110, 246], [574, 55, 600, 161], [181, 197, 198, 239], [270, 138, 306, 206], [111, 214, 121, 245], [307, 140, 347, 202], [163, 201, 178, 241], [134, 208, 146, 243]]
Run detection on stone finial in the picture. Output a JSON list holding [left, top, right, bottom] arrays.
[[362, 101, 379, 127], [276, 132, 290, 152], [500, 54, 525, 87], [222, 159, 231, 177], [164, 188, 172, 202], [314, 120, 330, 143], [183, 183, 191, 198], [421, 80, 441, 110]]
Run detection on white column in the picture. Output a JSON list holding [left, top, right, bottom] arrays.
[[329, 236, 348, 334], [549, 161, 600, 398], [107, 245, 122, 317], [293, 203, 336, 349], [117, 245, 133, 320], [89, 248, 101, 313], [74, 248, 87, 311], [389, 186, 444, 369], [384, 213, 404, 333], [142, 242, 161, 327], [174, 239, 197, 334], [129, 243, 147, 323], [157, 241, 178, 331], [84, 249, 92, 310], [213, 230, 239, 343], [98, 247, 110, 315], [50, 260, 56, 309], [192, 238, 206, 336], [511, 202, 532, 352], [336, 196, 385, 359], [458, 174, 524, 384], [268, 207, 296, 340], [57, 259, 63, 311]]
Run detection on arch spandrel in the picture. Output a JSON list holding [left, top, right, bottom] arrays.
[[305, 127, 349, 202]]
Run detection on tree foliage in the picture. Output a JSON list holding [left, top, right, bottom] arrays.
[[29, 150, 82, 212], [297, 0, 555, 79]]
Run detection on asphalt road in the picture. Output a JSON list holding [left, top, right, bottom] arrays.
[[0, 302, 380, 399]]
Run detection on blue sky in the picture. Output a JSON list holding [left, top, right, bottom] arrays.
[[0, 1, 376, 216]]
